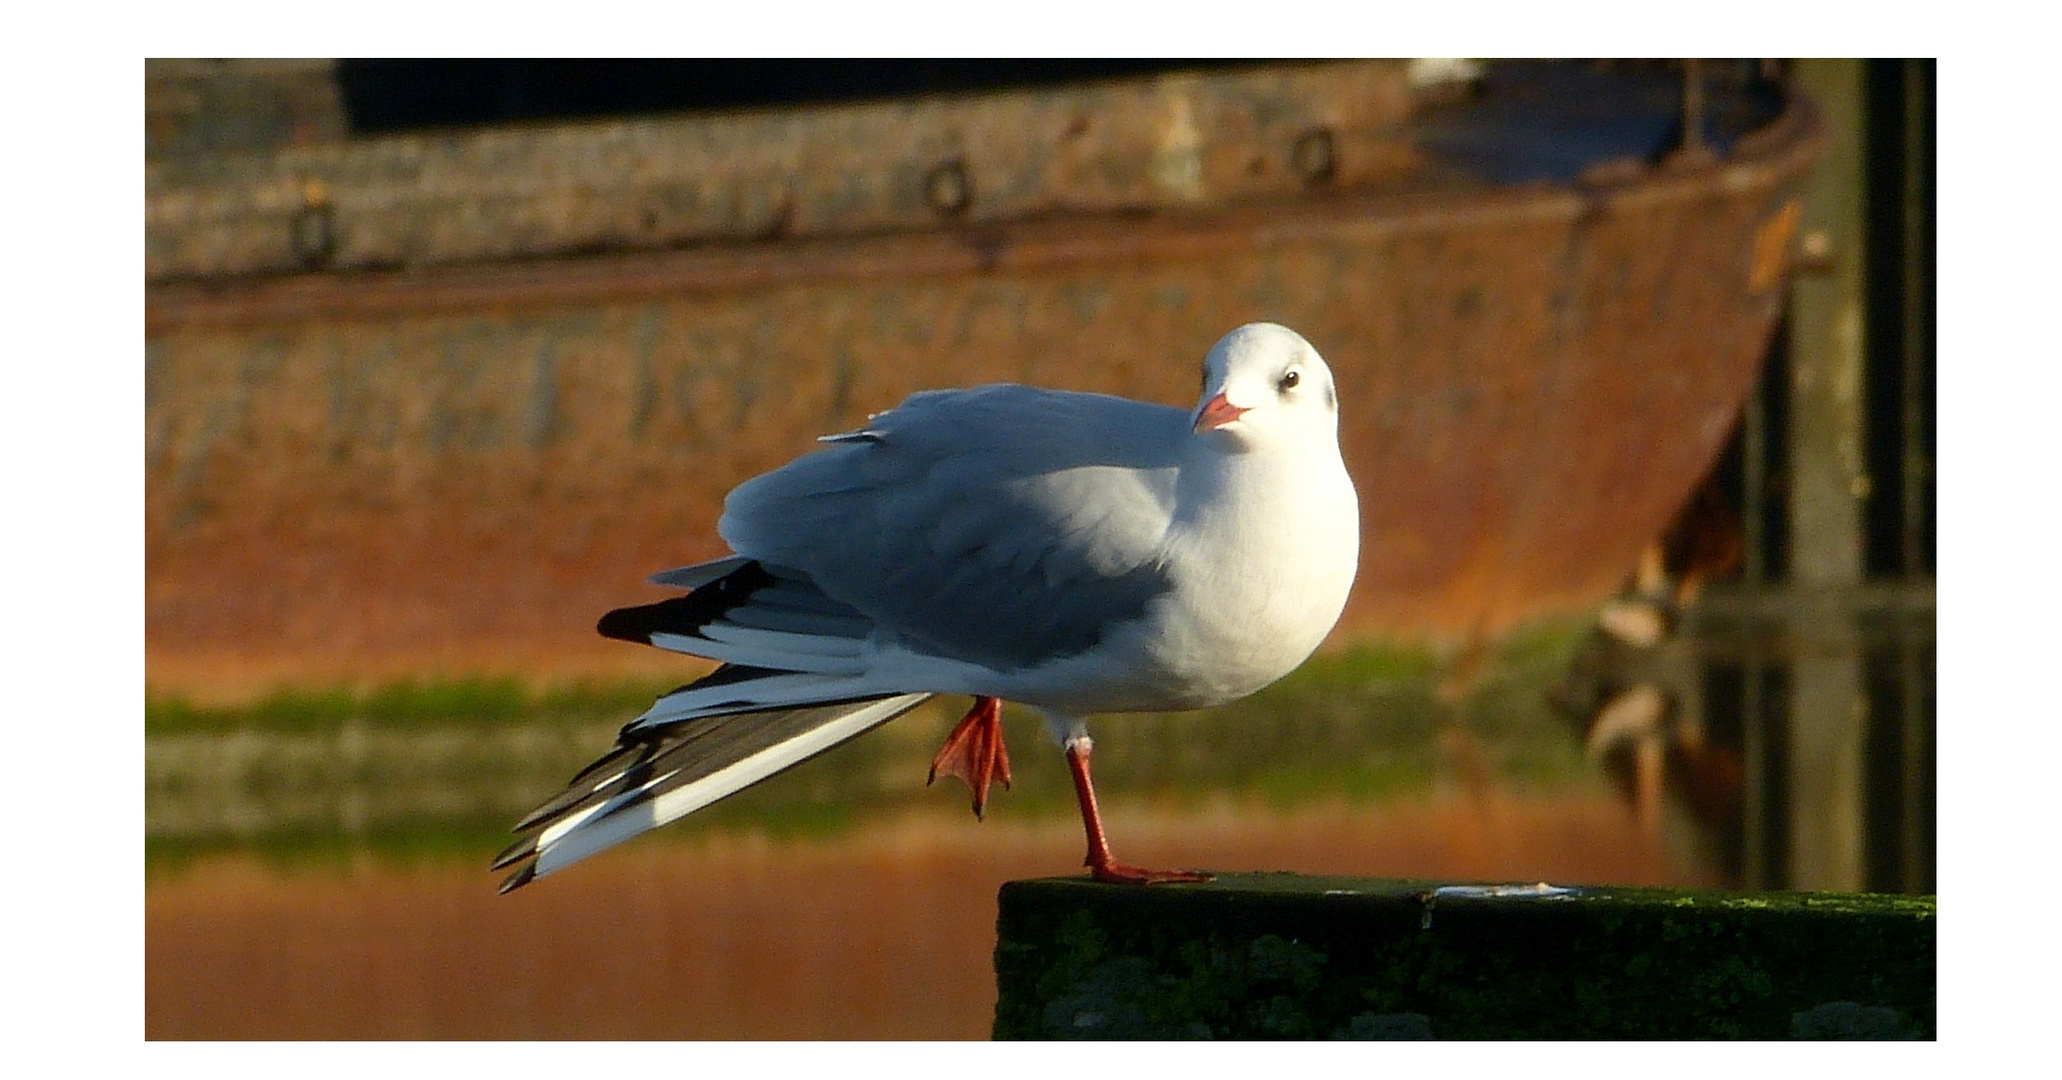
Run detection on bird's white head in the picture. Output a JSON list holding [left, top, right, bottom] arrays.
[[1191, 322, 1340, 448]]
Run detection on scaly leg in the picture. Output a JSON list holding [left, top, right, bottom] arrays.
[[928, 696, 1012, 820], [1064, 735, 1211, 885]]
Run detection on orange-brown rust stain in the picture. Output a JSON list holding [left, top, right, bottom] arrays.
[[145, 796, 1699, 1039], [146, 168, 1799, 699]]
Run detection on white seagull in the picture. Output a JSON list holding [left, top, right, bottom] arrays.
[[495, 322, 1360, 891]]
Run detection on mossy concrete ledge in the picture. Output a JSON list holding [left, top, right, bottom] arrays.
[[993, 874, 1934, 1040]]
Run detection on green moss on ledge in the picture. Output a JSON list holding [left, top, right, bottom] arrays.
[[993, 875, 1934, 1040]]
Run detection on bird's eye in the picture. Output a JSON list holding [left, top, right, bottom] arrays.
[[1277, 369, 1302, 392]]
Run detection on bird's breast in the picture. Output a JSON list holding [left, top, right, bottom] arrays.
[[1134, 456, 1359, 708]]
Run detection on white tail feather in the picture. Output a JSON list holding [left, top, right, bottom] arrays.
[[699, 621, 867, 658], [648, 629, 868, 675], [628, 671, 878, 729], [532, 694, 929, 878]]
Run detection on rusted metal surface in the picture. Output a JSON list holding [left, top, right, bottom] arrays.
[[146, 59, 347, 161], [147, 61, 1423, 282], [144, 62, 1820, 694]]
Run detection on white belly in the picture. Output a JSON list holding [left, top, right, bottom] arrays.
[[1008, 456, 1360, 715]]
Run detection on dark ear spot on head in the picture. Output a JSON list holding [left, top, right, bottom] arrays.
[[1325, 380, 1337, 411]]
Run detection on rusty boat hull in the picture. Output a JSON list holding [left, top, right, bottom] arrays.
[[144, 61, 1819, 693]]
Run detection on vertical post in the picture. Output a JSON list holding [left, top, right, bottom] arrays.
[[1898, 59, 1934, 894], [1900, 612, 1932, 893], [1738, 644, 1767, 889], [1784, 59, 1869, 891], [1737, 373, 1768, 889], [1900, 58, 1934, 580], [1680, 58, 1708, 160]]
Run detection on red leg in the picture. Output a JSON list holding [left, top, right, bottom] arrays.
[[928, 696, 1012, 820], [1065, 737, 1211, 885]]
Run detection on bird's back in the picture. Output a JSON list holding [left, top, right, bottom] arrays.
[[717, 384, 1192, 672]]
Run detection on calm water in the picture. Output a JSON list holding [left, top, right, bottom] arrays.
[[145, 610, 1933, 1039], [147, 798, 1699, 1039]]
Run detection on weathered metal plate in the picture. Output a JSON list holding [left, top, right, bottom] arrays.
[[146, 61, 1423, 281], [144, 62, 1819, 693]]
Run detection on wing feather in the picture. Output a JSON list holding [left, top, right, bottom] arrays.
[[718, 385, 1187, 670], [497, 684, 933, 890]]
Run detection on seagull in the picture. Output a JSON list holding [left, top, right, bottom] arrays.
[[494, 322, 1360, 892]]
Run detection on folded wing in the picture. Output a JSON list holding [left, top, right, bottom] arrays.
[[719, 384, 1189, 671]]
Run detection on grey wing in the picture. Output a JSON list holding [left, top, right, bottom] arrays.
[[718, 385, 1187, 671]]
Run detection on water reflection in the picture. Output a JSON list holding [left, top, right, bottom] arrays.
[[1552, 583, 1935, 895], [145, 609, 1934, 1039], [146, 798, 1691, 1039]]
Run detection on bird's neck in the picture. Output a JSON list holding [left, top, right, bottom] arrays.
[[1188, 434, 1348, 506]]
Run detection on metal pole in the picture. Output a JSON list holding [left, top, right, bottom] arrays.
[[1785, 59, 1869, 891], [1898, 59, 1934, 894], [1901, 58, 1934, 580]]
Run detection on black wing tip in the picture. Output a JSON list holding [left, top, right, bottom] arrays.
[[496, 861, 539, 895], [596, 601, 664, 643], [510, 795, 576, 835], [491, 834, 539, 872], [514, 755, 665, 833], [597, 561, 777, 644]]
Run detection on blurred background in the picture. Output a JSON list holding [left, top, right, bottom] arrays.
[[144, 58, 1933, 1039]]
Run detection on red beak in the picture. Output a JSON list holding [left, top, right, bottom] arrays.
[[1192, 392, 1248, 433]]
